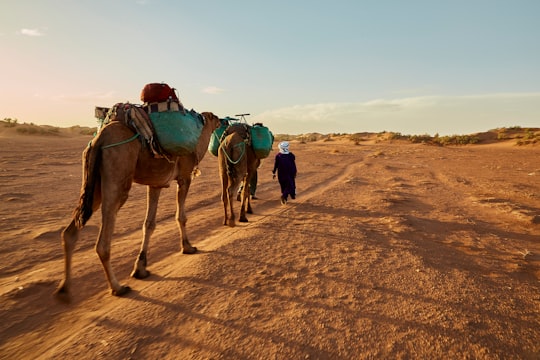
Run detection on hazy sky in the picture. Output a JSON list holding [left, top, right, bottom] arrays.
[[1, 0, 539, 135]]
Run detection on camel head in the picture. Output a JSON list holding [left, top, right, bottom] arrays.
[[193, 112, 222, 161], [201, 112, 221, 132]]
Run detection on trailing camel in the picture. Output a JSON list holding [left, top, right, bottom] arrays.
[[218, 123, 260, 227], [55, 105, 220, 299]]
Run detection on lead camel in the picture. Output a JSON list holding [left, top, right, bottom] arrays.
[[55, 105, 220, 300]]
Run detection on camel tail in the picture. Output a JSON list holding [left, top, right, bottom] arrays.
[[225, 146, 236, 180], [226, 156, 236, 179], [73, 142, 102, 228]]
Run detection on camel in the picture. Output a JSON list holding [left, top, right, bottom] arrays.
[[54, 106, 221, 299], [218, 123, 260, 227]]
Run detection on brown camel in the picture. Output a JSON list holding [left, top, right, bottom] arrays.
[[218, 123, 260, 227], [55, 108, 220, 299]]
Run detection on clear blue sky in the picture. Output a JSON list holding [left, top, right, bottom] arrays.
[[1, 0, 539, 135]]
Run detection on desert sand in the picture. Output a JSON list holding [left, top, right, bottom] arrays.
[[0, 125, 539, 359]]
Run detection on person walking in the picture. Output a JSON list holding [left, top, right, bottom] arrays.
[[272, 141, 297, 205]]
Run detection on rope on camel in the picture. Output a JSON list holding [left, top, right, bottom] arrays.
[[101, 133, 140, 149], [222, 141, 246, 165]]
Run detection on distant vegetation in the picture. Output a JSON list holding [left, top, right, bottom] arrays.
[[375, 132, 481, 146], [1, 118, 96, 136], [498, 127, 540, 146], [275, 126, 540, 146], [2, 118, 538, 146]]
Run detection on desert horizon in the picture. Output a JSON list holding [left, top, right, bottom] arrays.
[[1, 120, 539, 359], [2, 118, 539, 145]]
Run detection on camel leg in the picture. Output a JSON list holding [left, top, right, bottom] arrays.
[[226, 184, 237, 227], [221, 174, 229, 226], [176, 179, 197, 254], [54, 220, 79, 301], [95, 204, 131, 296], [131, 186, 161, 279], [95, 176, 132, 296], [55, 186, 102, 300], [239, 179, 249, 223], [247, 160, 259, 214], [246, 181, 253, 214]]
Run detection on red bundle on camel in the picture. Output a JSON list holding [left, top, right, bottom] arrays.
[[140, 83, 179, 103]]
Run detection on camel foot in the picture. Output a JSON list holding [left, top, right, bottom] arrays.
[[111, 285, 131, 296], [131, 269, 151, 279], [247, 209, 253, 214], [53, 285, 71, 303], [54, 281, 67, 294], [182, 246, 198, 254], [239, 217, 248, 223]]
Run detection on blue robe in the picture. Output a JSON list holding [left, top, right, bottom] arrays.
[[272, 152, 297, 200]]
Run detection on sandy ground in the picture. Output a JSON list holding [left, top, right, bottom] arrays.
[[0, 128, 539, 359]]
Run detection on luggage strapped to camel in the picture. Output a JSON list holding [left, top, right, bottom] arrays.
[[250, 122, 274, 159], [208, 116, 239, 156], [94, 83, 206, 158], [207, 114, 274, 159]]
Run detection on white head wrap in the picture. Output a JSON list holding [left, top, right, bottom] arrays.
[[278, 141, 290, 154]]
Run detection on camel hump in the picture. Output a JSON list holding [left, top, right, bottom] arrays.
[[224, 122, 251, 139]]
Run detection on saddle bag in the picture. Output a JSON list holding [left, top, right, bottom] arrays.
[[208, 118, 232, 156], [250, 124, 274, 159], [149, 109, 204, 156]]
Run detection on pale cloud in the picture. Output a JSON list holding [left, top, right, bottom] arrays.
[[253, 93, 540, 135], [202, 86, 225, 94], [20, 28, 44, 37]]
